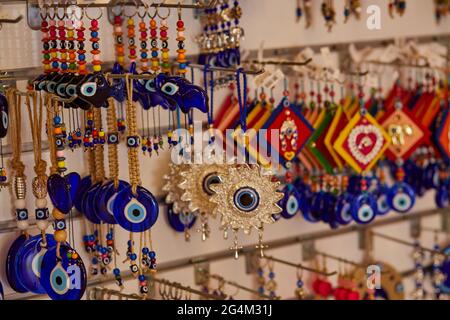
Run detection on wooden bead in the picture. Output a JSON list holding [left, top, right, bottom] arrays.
[[54, 230, 67, 242], [52, 208, 65, 220]]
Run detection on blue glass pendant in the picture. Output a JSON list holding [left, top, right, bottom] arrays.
[[155, 73, 208, 114], [76, 72, 112, 108], [424, 162, 439, 190], [110, 62, 126, 103], [375, 185, 391, 216], [82, 183, 102, 224], [324, 193, 339, 229], [74, 176, 92, 213], [387, 182, 416, 213], [439, 245, 450, 294], [40, 244, 86, 300], [15, 234, 56, 294], [350, 193, 377, 224], [335, 193, 354, 225], [96, 180, 130, 224], [307, 192, 325, 223], [166, 204, 197, 232], [47, 174, 72, 214], [65, 172, 81, 204], [435, 184, 449, 209], [113, 185, 159, 232], [6, 234, 28, 293], [279, 184, 302, 219], [140, 77, 172, 110], [0, 93, 8, 139]]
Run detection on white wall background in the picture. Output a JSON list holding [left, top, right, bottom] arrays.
[[0, 0, 449, 300]]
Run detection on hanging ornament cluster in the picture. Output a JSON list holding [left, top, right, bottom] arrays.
[[196, 0, 244, 68]]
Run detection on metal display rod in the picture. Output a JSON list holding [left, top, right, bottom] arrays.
[[6, 207, 448, 300]]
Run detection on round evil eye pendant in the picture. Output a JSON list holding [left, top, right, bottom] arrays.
[[387, 182, 416, 214], [350, 193, 377, 224], [279, 185, 302, 219], [335, 193, 354, 225], [166, 204, 197, 233], [113, 185, 159, 232], [233, 187, 260, 212]]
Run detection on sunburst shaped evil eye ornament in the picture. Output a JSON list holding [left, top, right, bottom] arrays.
[[178, 164, 229, 217], [162, 163, 191, 214], [209, 165, 283, 234]]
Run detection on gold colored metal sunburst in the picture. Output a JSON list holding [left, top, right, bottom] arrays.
[[162, 163, 191, 214], [209, 164, 283, 234], [178, 163, 230, 217]]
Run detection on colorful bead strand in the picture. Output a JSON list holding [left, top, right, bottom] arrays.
[[139, 19, 149, 72], [176, 12, 187, 75], [41, 19, 51, 73], [90, 19, 102, 73], [114, 15, 125, 67], [76, 21, 87, 75], [49, 18, 59, 73], [160, 17, 170, 73], [127, 17, 137, 64], [149, 15, 160, 72], [58, 19, 68, 73], [66, 20, 77, 73]]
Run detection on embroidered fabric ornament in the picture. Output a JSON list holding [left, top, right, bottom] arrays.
[[261, 97, 313, 169], [334, 111, 391, 174], [379, 107, 428, 161]]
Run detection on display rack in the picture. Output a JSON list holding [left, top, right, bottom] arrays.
[[5, 207, 449, 300]]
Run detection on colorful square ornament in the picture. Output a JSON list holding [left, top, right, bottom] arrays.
[[435, 107, 450, 163], [334, 111, 391, 174], [261, 98, 314, 168], [379, 108, 429, 161]]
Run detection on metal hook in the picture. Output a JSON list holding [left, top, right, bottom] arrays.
[[156, 1, 171, 20], [122, 0, 139, 18], [84, 2, 104, 21]]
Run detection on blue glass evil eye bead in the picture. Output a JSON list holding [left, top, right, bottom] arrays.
[[0, 93, 9, 139], [375, 186, 391, 216], [335, 193, 354, 225], [435, 184, 449, 209], [350, 193, 377, 225], [15, 234, 56, 294], [166, 204, 197, 233], [387, 182, 416, 214], [6, 234, 29, 293], [96, 180, 130, 224], [47, 174, 73, 214], [40, 244, 87, 300], [113, 185, 159, 232], [82, 183, 102, 224], [65, 172, 81, 204], [74, 175, 92, 213], [279, 184, 302, 219]]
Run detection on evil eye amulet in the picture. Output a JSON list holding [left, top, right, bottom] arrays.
[[40, 244, 87, 300], [6, 234, 29, 293], [166, 204, 197, 232], [387, 182, 416, 213], [76, 73, 112, 108], [350, 193, 377, 224], [15, 234, 56, 294], [435, 184, 449, 209], [74, 176, 92, 212], [47, 174, 73, 214], [81, 183, 102, 224], [96, 180, 131, 225], [334, 193, 354, 225], [0, 93, 9, 138], [113, 185, 159, 232], [375, 187, 391, 216], [279, 185, 302, 219]]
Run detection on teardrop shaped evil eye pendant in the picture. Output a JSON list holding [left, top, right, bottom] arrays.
[[113, 185, 159, 232], [388, 166, 416, 213], [40, 244, 87, 300], [279, 184, 302, 219]]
